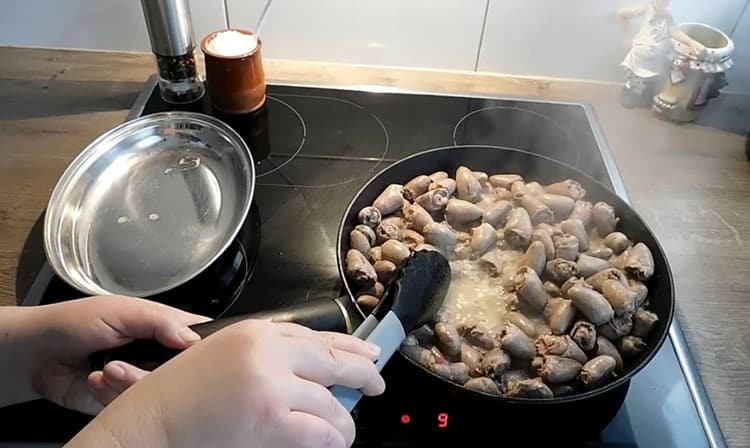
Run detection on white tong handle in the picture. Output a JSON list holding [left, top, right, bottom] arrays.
[[330, 310, 406, 412]]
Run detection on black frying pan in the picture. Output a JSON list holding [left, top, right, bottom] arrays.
[[94, 146, 674, 438], [336, 145, 675, 438]]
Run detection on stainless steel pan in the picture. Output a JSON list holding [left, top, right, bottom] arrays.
[[43, 111, 256, 297]]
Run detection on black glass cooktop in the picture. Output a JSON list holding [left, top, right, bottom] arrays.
[[1, 77, 723, 447]]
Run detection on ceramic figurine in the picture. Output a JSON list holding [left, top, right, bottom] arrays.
[[653, 23, 734, 122], [616, 0, 707, 108]]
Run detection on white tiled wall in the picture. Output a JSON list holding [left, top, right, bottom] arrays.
[[225, 0, 487, 71], [0, 0, 148, 51], [478, 0, 638, 82], [477, 0, 749, 89], [0, 0, 225, 53], [1, 0, 748, 93], [671, 0, 748, 31], [726, 3, 750, 95]]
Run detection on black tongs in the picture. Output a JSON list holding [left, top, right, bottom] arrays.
[[331, 249, 451, 412]]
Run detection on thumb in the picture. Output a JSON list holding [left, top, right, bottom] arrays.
[[88, 361, 150, 407], [103, 297, 212, 350]]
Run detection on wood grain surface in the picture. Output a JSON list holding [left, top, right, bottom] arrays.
[[1, 46, 749, 447]]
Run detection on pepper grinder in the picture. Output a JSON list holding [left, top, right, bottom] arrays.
[[141, 0, 205, 104]]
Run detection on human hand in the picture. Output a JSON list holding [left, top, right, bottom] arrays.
[[71, 319, 385, 448], [9, 296, 209, 414]]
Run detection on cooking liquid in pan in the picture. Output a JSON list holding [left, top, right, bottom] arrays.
[[441, 259, 514, 334], [440, 235, 607, 337]]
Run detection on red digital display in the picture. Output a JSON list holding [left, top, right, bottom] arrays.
[[400, 414, 411, 425], [437, 412, 449, 428]]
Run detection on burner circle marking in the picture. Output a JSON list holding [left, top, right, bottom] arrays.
[[256, 94, 390, 189], [255, 95, 307, 178], [452, 105, 580, 168]]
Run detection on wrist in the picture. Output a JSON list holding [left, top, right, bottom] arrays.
[[64, 416, 125, 448], [0, 306, 44, 407], [67, 396, 170, 448]]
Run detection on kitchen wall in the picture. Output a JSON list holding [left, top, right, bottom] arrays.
[[0, 0, 226, 54], [478, 0, 747, 85], [727, 2, 750, 96], [1, 0, 748, 94]]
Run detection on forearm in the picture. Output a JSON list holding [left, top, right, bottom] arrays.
[[65, 415, 168, 448], [64, 417, 125, 448], [65, 392, 169, 448], [0, 306, 42, 407]]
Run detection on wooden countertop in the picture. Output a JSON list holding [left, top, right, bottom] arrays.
[[1, 46, 748, 446]]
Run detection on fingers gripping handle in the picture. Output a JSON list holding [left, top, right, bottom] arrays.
[[90, 296, 352, 372], [330, 310, 406, 413]]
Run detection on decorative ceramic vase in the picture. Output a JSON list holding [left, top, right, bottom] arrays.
[[652, 22, 734, 123]]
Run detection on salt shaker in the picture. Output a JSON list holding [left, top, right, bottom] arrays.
[[141, 0, 205, 104]]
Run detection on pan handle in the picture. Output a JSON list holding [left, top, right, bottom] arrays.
[[89, 295, 357, 372]]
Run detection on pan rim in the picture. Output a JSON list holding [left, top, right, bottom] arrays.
[[43, 111, 256, 297], [336, 144, 675, 404]]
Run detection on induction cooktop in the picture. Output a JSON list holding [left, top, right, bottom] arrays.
[[1, 76, 725, 447]]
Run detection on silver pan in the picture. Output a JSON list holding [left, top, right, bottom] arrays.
[[43, 111, 256, 297]]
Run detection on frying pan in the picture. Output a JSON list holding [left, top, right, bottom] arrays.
[[336, 145, 675, 438], [95, 146, 674, 438], [43, 111, 256, 299]]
